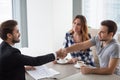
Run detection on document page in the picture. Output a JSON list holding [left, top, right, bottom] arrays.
[[26, 65, 60, 80]]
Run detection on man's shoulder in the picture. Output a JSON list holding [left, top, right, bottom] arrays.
[[110, 39, 120, 47], [0, 41, 20, 52], [111, 42, 120, 49]]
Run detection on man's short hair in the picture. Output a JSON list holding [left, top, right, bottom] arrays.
[[101, 20, 117, 36], [0, 20, 17, 40]]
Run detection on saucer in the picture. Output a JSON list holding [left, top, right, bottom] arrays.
[[57, 59, 68, 64], [74, 64, 81, 68], [74, 63, 87, 68], [88, 65, 96, 68]]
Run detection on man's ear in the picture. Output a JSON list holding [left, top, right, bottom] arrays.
[[7, 33, 12, 39], [109, 32, 114, 37]]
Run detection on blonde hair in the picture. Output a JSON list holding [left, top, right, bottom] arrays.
[[69, 15, 90, 42]]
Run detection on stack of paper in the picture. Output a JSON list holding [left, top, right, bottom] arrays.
[[26, 65, 60, 80]]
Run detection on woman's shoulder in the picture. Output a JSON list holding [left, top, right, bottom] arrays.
[[65, 31, 72, 36], [88, 33, 91, 38]]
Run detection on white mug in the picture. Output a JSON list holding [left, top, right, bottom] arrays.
[[76, 61, 84, 67]]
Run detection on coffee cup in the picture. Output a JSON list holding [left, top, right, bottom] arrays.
[[76, 61, 84, 67]]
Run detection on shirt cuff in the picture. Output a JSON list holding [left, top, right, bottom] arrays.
[[53, 53, 57, 60]]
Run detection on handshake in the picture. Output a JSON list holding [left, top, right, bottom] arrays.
[[55, 48, 68, 59]]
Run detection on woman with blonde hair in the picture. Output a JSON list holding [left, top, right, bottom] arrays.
[[63, 15, 94, 66]]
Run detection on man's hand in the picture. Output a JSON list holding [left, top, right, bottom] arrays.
[[81, 66, 92, 74], [25, 66, 36, 71], [56, 48, 67, 59]]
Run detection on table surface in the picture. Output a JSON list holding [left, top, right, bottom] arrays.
[[26, 62, 120, 80], [61, 72, 120, 80], [26, 62, 80, 80]]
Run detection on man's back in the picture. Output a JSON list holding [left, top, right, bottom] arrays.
[[0, 41, 56, 80], [0, 41, 25, 80], [0, 20, 63, 80]]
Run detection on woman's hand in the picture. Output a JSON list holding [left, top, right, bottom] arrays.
[[67, 58, 78, 64]]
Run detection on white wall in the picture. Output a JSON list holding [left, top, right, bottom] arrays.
[[53, 0, 73, 50], [27, 0, 53, 53], [26, 0, 72, 55]]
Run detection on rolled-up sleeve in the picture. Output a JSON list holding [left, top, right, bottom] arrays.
[[90, 35, 98, 46]]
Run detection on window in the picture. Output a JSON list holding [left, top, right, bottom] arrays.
[[0, 0, 28, 47], [82, 0, 120, 32], [0, 0, 12, 43], [0, 0, 12, 23]]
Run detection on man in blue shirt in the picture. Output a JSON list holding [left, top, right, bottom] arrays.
[[60, 20, 120, 75]]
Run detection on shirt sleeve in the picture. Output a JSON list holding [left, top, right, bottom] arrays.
[[110, 43, 120, 58], [13, 49, 55, 66], [63, 32, 69, 48], [90, 35, 98, 46], [53, 52, 57, 59]]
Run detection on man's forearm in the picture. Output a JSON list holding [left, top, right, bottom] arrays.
[[65, 40, 92, 54], [90, 68, 114, 75], [65, 43, 83, 53]]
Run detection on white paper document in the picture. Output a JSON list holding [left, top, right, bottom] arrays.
[[26, 65, 60, 80]]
